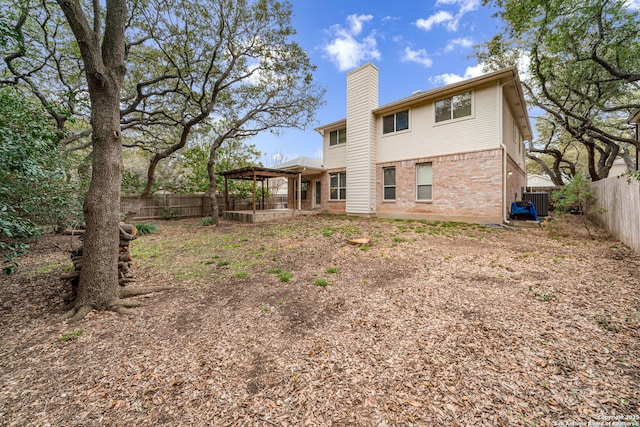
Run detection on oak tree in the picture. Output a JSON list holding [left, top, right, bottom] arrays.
[[1, 0, 323, 320], [477, 0, 640, 182]]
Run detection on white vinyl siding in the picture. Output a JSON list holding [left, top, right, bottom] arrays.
[[346, 63, 378, 214], [377, 83, 499, 163], [324, 122, 347, 169], [502, 98, 526, 171]]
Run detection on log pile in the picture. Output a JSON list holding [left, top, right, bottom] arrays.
[[60, 224, 138, 291]]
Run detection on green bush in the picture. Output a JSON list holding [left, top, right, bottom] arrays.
[[161, 207, 178, 220], [135, 222, 159, 235], [550, 173, 602, 238], [551, 173, 597, 215], [0, 88, 83, 273], [200, 216, 214, 226]]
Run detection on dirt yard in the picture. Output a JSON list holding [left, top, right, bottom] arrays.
[[1, 215, 639, 426]]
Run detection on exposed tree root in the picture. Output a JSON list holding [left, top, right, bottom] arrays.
[[59, 286, 172, 323], [109, 305, 138, 316], [60, 305, 93, 323], [119, 286, 171, 298]]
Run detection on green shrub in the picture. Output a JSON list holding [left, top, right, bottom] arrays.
[[162, 207, 178, 220], [550, 173, 602, 238], [551, 173, 597, 215], [135, 222, 159, 235], [0, 88, 83, 272], [200, 216, 214, 226]]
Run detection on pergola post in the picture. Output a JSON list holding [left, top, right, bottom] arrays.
[[224, 176, 229, 211], [252, 172, 257, 214], [219, 167, 308, 217], [297, 173, 302, 211]]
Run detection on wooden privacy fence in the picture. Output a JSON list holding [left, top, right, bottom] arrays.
[[590, 177, 640, 253], [121, 194, 288, 221]]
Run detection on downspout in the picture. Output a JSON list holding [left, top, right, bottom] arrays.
[[498, 77, 516, 223]]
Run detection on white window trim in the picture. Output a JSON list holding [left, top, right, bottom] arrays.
[[382, 167, 396, 201], [329, 128, 347, 147], [329, 172, 347, 201], [433, 91, 474, 126], [416, 163, 433, 202], [382, 109, 411, 136]]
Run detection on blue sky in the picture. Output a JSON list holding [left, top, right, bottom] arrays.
[[253, 0, 502, 166]]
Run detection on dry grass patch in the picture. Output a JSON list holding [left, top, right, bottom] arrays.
[[0, 214, 638, 426]]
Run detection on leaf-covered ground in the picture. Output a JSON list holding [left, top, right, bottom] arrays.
[[1, 215, 639, 426]]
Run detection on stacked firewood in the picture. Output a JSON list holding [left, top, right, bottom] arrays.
[[60, 224, 138, 291]]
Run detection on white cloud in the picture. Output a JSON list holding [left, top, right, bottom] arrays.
[[416, 0, 481, 32], [444, 37, 474, 52], [402, 47, 433, 68], [430, 63, 485, 85], [323, 14, 381, 71], [431, 54, 531, 87], [436, 0, 481, 14], [346, 14, 373, 36], [415, 11, 454, 31]]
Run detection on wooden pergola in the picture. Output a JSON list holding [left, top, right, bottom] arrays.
[[219, 166, 302, 214]]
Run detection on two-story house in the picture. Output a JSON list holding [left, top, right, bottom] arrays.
[[282, 63, 532, 223]]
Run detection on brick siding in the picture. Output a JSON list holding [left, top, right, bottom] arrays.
[[374, 148, 505, 222]]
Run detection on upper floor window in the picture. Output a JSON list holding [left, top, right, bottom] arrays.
[[383, 110, 409, 134], [329, 128, 347, 146], [435, 91, 472, 123]]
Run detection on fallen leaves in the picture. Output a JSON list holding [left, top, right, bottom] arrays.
[[0, 215, 638, 425]]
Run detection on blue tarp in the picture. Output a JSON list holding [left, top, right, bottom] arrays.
[[510, 201, 538, 221]]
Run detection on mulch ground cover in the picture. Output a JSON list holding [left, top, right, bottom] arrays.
[[1, 214, 638, 426]]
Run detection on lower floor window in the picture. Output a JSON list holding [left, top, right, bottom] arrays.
[[383, 167, 396, 200], [295, 181, 309, 200], [416, 163, 432, 201], [330, 172, 346, 200]]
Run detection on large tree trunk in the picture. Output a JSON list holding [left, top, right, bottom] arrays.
[[58, 0, 166, 321], [75, 84, 124, 311], [55, 0, 127, 319]]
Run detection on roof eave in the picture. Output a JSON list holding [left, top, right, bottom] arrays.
[[373, 67, 519, 115], [315, 118, 347, 134], [628, 109, 640, 124]]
